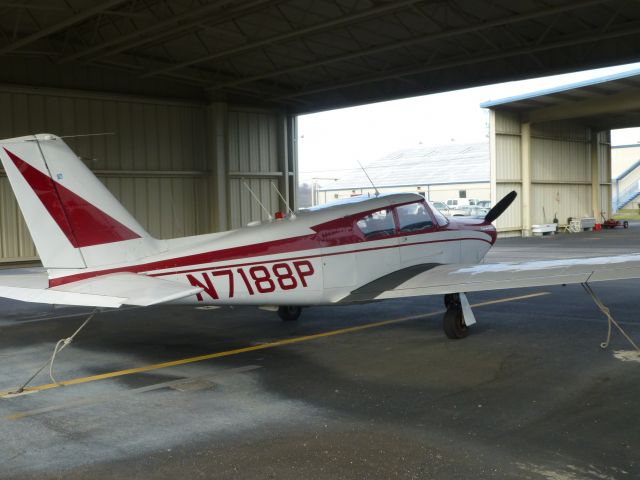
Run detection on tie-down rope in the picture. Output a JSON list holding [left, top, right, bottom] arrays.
[[9, 309, 98, 395], [582, 283, 640, 351]]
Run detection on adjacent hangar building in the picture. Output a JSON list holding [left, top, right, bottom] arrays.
[[1, 0, 640, 262], [484, 68, 640, 236]]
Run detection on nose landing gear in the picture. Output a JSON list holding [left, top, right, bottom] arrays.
[[442, 293, 474, 339]]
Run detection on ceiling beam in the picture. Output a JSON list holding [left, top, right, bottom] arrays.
[[207, 0, 610, 92], [58, 0, 245, 64], [0, 0, 131, 56], [270, 20, 640, 102], [140, 0, 427, 79]]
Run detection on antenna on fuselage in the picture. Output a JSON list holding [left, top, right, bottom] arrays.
[[270, 182, 296, 219], [243, 181, 273, 221], [358, 160, 380, 197]]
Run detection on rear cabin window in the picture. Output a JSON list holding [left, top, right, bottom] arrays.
[[396, 202, 434, 232], [356, 209, 396, 239]]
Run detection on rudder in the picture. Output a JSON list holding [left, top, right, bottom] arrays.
[[0, 134, 164, 269]]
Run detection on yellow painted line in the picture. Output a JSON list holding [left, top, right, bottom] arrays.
[[0, 291, 549, 398]]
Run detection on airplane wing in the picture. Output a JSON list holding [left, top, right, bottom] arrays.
[[0, 270, 202, 308], [343, 253, 640, 302]]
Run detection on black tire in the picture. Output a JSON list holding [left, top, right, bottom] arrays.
[[278, 306, 302, 322], [624, 221, 629, 229], [444, 293, 460, 309], [443, 306, 468, 339]]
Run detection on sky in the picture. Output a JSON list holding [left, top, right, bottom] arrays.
[[297, 62, 640, 186]]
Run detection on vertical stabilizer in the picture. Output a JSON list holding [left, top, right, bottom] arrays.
[[0, 134, 165, 269]]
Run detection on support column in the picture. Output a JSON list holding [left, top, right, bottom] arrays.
[[287, 115, 299, 211], [590, 129, 601, 220], [489, 110, 498, 207], [206, 102, 228, 232], [521, 122, 532, 236]]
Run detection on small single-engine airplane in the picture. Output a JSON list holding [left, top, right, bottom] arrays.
[[1, 133, 640, 340]]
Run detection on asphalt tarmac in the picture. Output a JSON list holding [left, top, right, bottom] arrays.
[[0, 225, 639, 479]]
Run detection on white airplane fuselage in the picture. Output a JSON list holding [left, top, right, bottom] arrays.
[[46, 193, 496, 306]]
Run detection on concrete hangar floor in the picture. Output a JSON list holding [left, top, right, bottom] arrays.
[[0, 228, 638, 480]]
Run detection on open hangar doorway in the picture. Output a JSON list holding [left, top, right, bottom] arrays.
[[0, 0, 639, 260]]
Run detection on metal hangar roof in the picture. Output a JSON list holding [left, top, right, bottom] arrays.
[[319, 142, 489, 191], [1, 1, 640, 114], [481, 67, 640, 130]]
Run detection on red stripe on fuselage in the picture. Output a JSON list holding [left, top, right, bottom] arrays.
[[4, 148, 140, 248], [48, 235, 492, 287]]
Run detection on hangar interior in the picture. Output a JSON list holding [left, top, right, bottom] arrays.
[[484, 68, 640, 237], [1, 0, 640, 262]]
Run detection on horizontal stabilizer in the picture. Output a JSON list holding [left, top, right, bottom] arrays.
[[0, 284, 125, 308], [0, 270, 202, 308], [51, 273, 203, 307]]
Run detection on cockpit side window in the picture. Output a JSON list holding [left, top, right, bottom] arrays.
[[355, 209, 396, 240], [396, 202, 435, 233]]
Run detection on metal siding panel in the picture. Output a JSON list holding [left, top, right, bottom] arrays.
[[269, 114, 278, 172], [0, 178, 35, 259], [74, 98, 91, 155], [12, 94, 29, 136], [0, 93, 13, 135], [598, 133, 610, 182], [494, 111, 520, 135], [144, 104, 158, 170], [249, 113, 259, 171], [532, 184, 591, 226], [89, 99, 106, 169], [239, 113, 250, 173], [531, 121, 590, 141], [103, 101, 119, 169], [495, 134, 521, 180], [259, 114, 270, 172], [495, 182, 521, 231], [600, 185, 610, 216], [228, 111, 239, 172], [228, 179, 243, 230], [28, 95, 46, 134], [117, 102, 133, 170], [0, 91, 208, 262], [131, 103, 147, 169], [531, 137, 589, 182]]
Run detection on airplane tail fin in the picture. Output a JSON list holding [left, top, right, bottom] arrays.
[[0, 134, 164, 269]]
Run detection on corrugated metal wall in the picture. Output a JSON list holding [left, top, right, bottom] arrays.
[[530, 121, 592, 226], [227, 107, 288, 230], [493, 111, 523, 232], [0, 88, 294, 262], [492, 111, 611, 235]]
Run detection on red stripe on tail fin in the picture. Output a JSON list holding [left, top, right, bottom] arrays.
[[4, 147, 140, 248]]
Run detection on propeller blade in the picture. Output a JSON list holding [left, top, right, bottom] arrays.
[[484, 191, 517, 223]]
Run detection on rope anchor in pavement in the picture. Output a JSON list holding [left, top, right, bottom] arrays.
[[8, 309, 99, 395]]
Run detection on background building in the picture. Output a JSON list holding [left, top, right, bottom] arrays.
[[484, 69, 640, 236], [612, 144, 640, 211], [316, 143, 489, 205]]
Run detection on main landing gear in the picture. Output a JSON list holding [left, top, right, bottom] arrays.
[[278, 305, 302, 322], [442, 293, 475, 339]]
